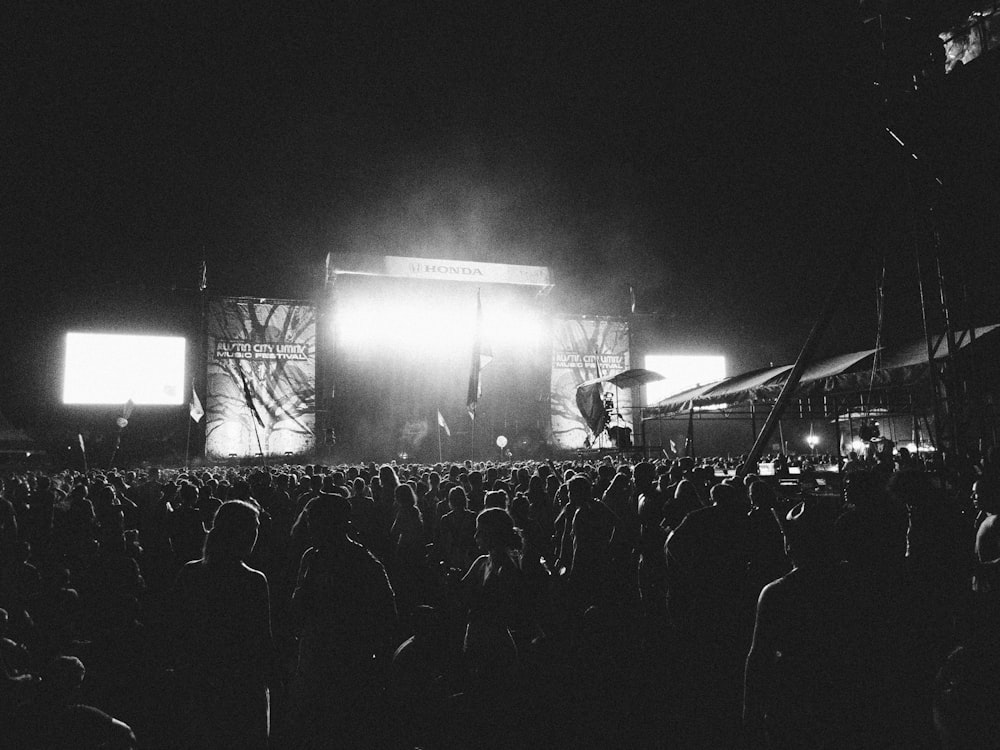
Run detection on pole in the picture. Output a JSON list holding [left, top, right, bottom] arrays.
[[185, 415, 192, 470], [685, 402, 695, 459], [437, 420, 443, 464], [471, 413, 476, 463], [109, 430, 122, 469], [833, 396, 842, 469], [738, 267, 848, 479]]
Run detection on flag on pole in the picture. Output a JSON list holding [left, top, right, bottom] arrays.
[[189, 387, 204, 423], [198, 260, 207, 292], [437, 410, 450, 437], [78, 433, 86, 453], [628, 283, 637, 314], [122, 399, 135, 420], [467, 289, 484, 419], [236, 367, 266, 428]]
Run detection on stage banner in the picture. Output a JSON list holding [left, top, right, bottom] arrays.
[[326, 253, 552, 288], [205, 298, 316, 460], [550, 317, 630, 449]]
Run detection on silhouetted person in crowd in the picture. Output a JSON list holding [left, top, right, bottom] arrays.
[[637, 466, 670, 618], [388, 605, 451, 748], [11, 655, 136, 750], [460, 507, 527, 683], [467, 470, 486, 513], [973, 476, 1000, 593], [662, 476, 703, 532], [569, 475, 620, 611], [391, 483, 425, 566], [666, 481, 749, 747], [746, 480, 789, 598], [289, 492, 397, 749], [173, 500, 274, 750], [934, 642, 1000, 749], [745, 500, 888, 749], [440, 485, 477, 571]]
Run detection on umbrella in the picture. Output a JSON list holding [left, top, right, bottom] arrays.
[[578, 368, 666, 390]]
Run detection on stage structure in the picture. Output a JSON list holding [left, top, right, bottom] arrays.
[[551, 317, 632, 450], [640, 325, 1000, 460], [205, 297, 317, 461], [325, 254, 627, 461]]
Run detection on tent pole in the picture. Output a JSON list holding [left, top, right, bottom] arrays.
[[737, 268, 847, 479], [833, 396, 842, 469]]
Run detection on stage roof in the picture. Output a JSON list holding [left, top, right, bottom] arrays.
[[645, 325, 1000, 416]]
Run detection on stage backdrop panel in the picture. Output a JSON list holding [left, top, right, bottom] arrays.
[[550, 317, 630, 450], [205, 298, 316, 460]]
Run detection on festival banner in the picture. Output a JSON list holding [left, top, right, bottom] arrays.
[[205, 298, 316, 460], [550, 317, 631, 449]]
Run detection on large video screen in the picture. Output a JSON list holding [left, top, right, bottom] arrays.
[[644, 354, 726, 407], [63, 332, 186, 405]]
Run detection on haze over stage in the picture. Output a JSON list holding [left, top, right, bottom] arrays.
[[62, 332, 186, 406]]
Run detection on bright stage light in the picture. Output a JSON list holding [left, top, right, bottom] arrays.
[[851, 439, 866, 453], [644, 355, 726, 406], [63, 332, 186, 405], [336, 291, 545, 356]]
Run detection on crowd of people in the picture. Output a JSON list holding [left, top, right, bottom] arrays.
[[1, 449, 999, 748]]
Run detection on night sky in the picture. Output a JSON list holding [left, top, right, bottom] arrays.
[[5, 2, 1000, 435]]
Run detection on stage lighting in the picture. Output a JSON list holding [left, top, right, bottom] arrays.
[[335, 289, 546, 355], [851, 439, 866, 452], [644, 355, 726, 406]]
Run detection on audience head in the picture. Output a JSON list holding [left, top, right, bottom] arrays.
[[568, 475, 591, 505], [203, 500, 259, 564], [748, 480, 777, 511], [508, 493, 530, 526], [394, 483, 417, 508], [633, 461, 656, 489], [40, 655, 87, 701], [475, 507, 521, 553], [973, 476, 1000, 516], [781, 500, 836, 566], [710, 482, 738, 507], [307, 492, 352, 546], [484, 489, 507, 509]]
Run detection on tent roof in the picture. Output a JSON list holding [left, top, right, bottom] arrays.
[[645, 325, 1000, 416]]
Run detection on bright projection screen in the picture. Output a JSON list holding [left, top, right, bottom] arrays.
[[63, 332, 186, 405], [644, 354, 726, 407]]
